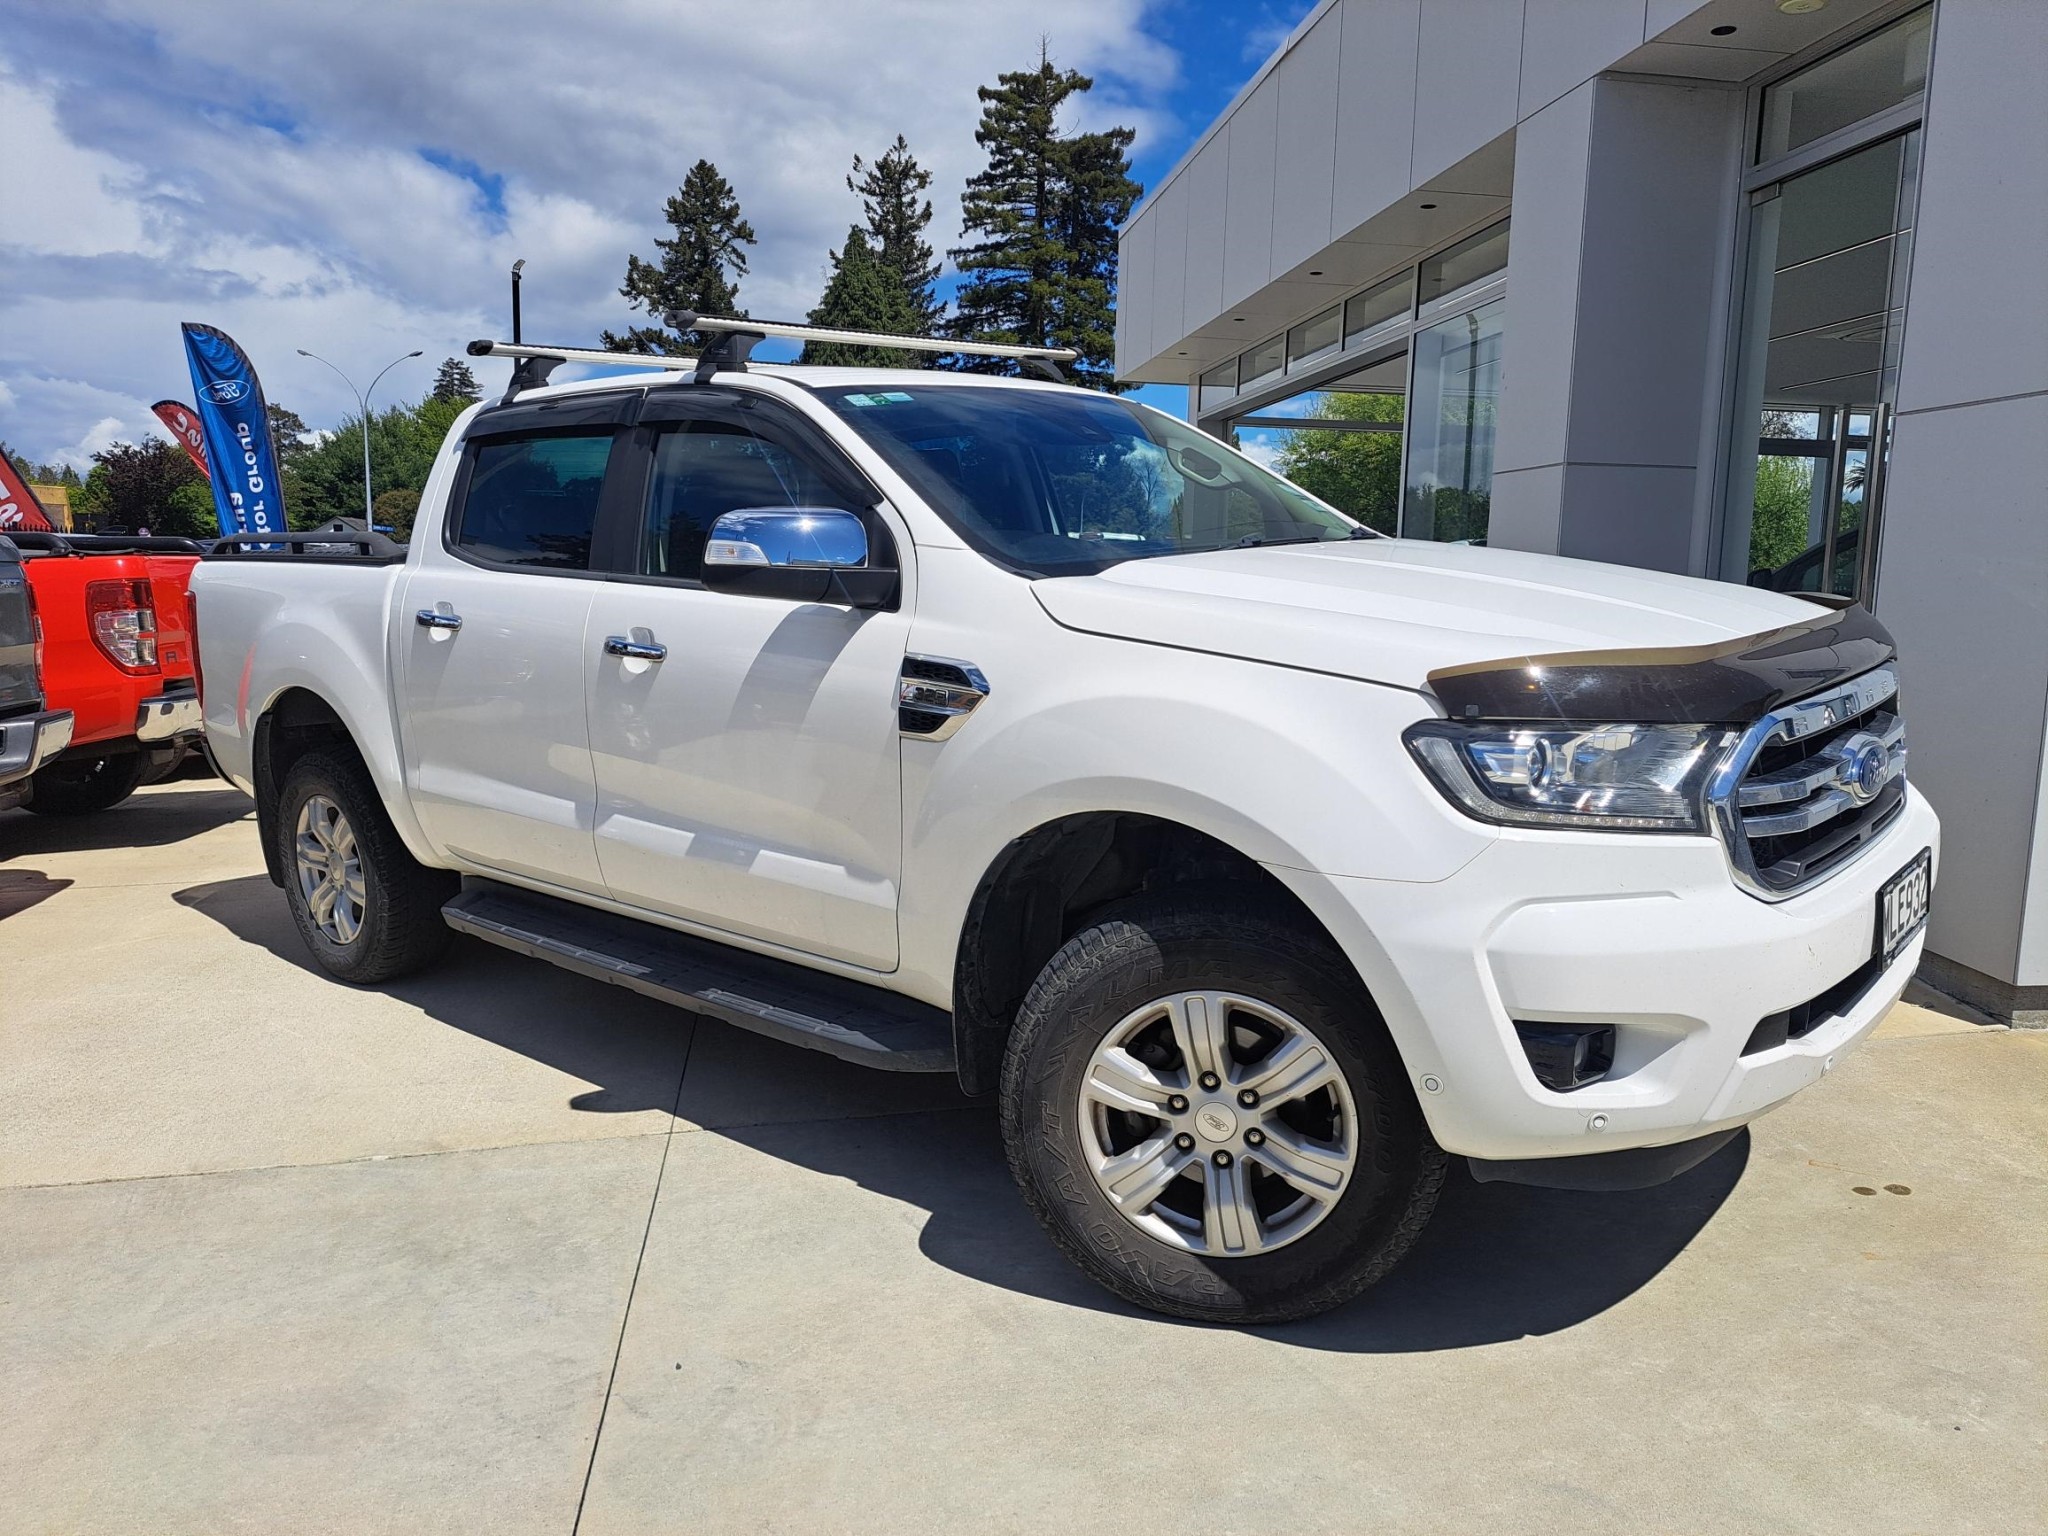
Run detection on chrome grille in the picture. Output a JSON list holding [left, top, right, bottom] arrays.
[[1709, 666, 1906, 900]]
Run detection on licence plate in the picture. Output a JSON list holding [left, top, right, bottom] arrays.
[[1877, 848, 1933, 968]]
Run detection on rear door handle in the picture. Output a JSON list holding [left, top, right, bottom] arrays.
[[604, 635, 667, 662], [415, 608, 462, 631]]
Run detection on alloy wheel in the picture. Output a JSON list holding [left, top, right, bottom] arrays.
[[293, 794, 366, 945], [1077, 990, 1358, 1256]]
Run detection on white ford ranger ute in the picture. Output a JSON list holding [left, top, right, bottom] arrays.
[[191, 331, 1937, 1323]]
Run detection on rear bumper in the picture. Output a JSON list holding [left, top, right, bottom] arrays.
[[0, 709, 75, 788], [135, 691, 202, 742]]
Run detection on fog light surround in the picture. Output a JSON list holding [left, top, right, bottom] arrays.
[[1514, 1022, 1617, 1092]]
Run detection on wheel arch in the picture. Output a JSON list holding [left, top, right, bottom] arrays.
[[250, 686, 436, 887], [950, 810, 1357, 1095]]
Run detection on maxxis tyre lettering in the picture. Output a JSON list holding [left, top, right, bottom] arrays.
[[274, 749, 458, 985], [1000, 896, 1446, 1324]]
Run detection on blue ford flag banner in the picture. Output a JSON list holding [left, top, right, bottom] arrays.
[[181, 322, 286, 537]]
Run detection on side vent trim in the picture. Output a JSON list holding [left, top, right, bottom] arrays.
[[899, 655, 989, 741]]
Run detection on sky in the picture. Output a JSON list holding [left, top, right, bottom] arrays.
[[0, 0, 1316, 471]]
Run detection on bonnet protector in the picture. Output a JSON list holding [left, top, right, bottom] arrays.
[[1426, 603, 1895, 725]]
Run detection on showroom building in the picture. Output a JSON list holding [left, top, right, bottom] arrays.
[[1115, 0, 2045, 1023]]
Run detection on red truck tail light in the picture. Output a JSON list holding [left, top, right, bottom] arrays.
[[85, 577, 159, 674]]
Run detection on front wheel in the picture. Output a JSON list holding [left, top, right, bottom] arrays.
[[1001, 896, 1445, 1324], [274, 749, 458, 984], [23, 752, 149, 815]]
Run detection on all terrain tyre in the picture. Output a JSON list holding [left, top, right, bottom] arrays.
[[1001, 894, 1445, 1324], [274, 748, 458, 984]]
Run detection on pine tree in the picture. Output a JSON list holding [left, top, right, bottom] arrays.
[[430, 357, 480, 403], [849, 136, 943, 337], [800, 228, 924, 367], [604, 159, 756, 354], [949, 50, 1141, 389]]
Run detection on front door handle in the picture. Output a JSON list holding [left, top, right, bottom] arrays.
[[604, 635, 668, 662], [415, 608, 463, 631]]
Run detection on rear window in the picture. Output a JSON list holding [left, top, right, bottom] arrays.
[[452, 432, 614, 570]]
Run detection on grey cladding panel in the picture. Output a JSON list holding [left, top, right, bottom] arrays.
[[1874, 391, 2048, 980], [1892, 0, 2048, 412], [1491, 81, 1593, 479], [1412, 0, 1523, 186], [1333, 0, 1422, 236], [1566, 79, 1743, 469], [1518, 0, 1648, 118], [1118, 212, 1157, 372], [1182, 131, 1232, 329], [1222, 74, 1281, 307], [1270, 6, 1344, 277], [1147, 179, 1191, 370]]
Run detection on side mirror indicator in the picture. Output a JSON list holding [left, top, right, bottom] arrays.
[[703, 508, 868, 571]]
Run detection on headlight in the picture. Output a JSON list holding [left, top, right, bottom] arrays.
[[1404, 720, 1738, 832]]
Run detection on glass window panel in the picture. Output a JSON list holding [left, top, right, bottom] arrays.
[[1758, 6, 1931, 161], [1241, 334, 1285, 389], [1197, 360, 1238, 414], [1417, 222, 1509, 311], [454, 432, 613, 569], [1287, 306, 1342, 369], [1402, 299, 1502, 543], [641, 422, 836, 580], [1344, 272, 1411, 344], [1721, 130, 1919, 601]]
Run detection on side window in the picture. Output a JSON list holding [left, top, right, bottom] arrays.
[[453, 431, 614, 570], [641, 421, 842, 580]]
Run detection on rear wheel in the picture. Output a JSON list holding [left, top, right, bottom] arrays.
[[23, 752, 149, 816], [1001, 896, 1445, 1323], [275, 749, 458, 984]]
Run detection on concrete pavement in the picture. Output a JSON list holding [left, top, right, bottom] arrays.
[[2, 779, 2042, 1534]]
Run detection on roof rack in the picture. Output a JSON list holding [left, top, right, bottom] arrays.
[[467, 309, 1079, 398]]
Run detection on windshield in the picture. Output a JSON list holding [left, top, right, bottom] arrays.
[[817, 384, 1367, 576]]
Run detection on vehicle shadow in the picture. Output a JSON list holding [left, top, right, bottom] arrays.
[[0, 868, 73, 920], [177, 871, 1747, 1352], [0, 784, 254, 855]]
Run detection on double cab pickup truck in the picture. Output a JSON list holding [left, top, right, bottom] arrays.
[[190, 351, 1936, 1323], [10, 531, 205, 814]]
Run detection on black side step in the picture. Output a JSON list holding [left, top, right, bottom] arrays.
[[442, 880, 955, 1074]]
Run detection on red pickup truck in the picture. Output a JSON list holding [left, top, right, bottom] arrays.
[[8, 532, 205, 814]]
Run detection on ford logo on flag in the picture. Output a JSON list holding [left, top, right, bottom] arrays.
[[205, 379, 249, 404]]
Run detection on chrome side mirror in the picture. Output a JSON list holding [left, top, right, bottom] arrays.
[[704, 508, 868, 571], [700, 508, 895, 608]]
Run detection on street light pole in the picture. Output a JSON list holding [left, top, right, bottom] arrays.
[[511, 258, 526, 344], [296, 348, 423, 523]]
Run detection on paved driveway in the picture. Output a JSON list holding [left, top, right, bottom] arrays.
[[2, 779, 2041, 1535]]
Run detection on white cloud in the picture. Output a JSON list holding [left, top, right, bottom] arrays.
[[0, 1, 1186, 464]]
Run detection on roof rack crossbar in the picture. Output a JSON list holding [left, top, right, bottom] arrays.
[[467, 309, 1080, 397], [666, 309, 1077, 366]]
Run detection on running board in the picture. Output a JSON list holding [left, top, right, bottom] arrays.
[[442, 880, 955, 1073]]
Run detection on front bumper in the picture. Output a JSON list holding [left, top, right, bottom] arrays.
[[135, 691, 202, 743], [1286, 785, 1940, 1166], [0, 708, 76, 788]]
